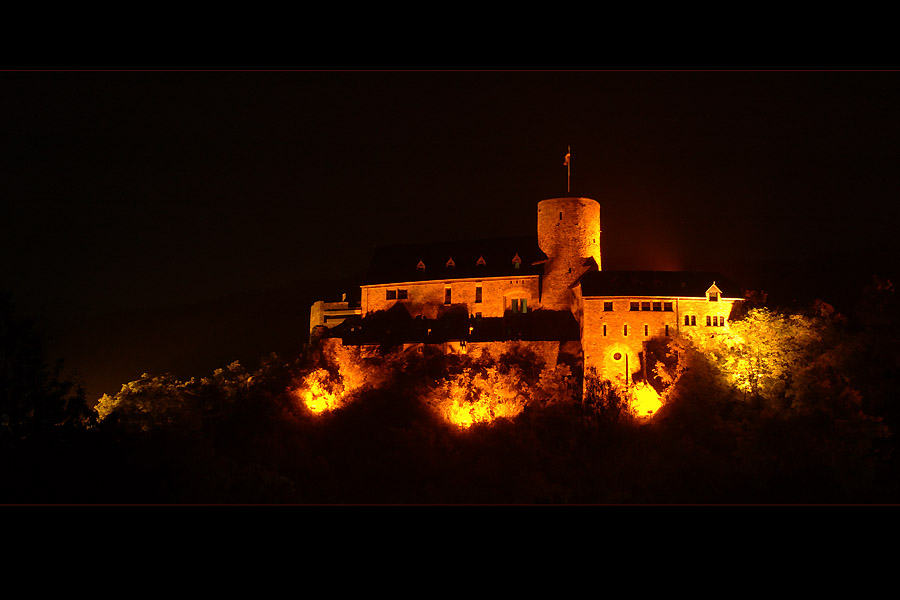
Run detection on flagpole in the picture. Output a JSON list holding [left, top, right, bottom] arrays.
[[564, 145, 571, 194]]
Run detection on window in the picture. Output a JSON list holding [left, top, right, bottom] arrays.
[[665, 324, 670, 336], [652, 301, 662, 312], [511, 298, 528, 313], [641, 301, 651, 311], [386, 289, 397, 300], [603, 301, 613, 311], [623, 324, 628, 336], [709, 292, 718, 302], [603, 324, 607, 336], [684, 315, 690, 326], [476, 256, 486, 267], [445, 288, 452, 305], [712, 316, 719, 327], [512, 253, 522, 269], [644, 324, 649, 336], [664, 302, 673, 312], [630, 302, 639, 311], [475, 286, 482, 303], [397, 289, 408, 300], [475, 312, 482, 320], [721, 317, 726, 327], [417, 260, 425, 271], [706, 316, 712, 326], [446, 257, 455, 268], [691, 315, 696, 326]]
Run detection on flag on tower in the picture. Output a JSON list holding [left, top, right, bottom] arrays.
[[563, 151, 570, 166]]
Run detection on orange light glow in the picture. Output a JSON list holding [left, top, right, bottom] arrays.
[[630, 381, 662, 418], [430, 367, 527, 428], [293, 368, 347, 414]]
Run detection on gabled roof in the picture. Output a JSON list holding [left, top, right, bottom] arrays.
[[361, 235, 546, 286], [580, 270, 742, 299]]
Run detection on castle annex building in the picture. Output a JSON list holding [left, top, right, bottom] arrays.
[[310, 196, 742, 384]]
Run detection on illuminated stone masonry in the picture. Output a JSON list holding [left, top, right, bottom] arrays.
[[310, 196, 742, 384]]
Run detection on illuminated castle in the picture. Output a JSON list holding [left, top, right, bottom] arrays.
[[311, 195, 741, 385]]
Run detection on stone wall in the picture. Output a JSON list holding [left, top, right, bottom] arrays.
[[537, 197, 602, 311], [361, 276, 541, 319], [581, 295, 741, 382]]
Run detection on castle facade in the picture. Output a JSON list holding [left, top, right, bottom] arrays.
[[310, 196, 742, 385]]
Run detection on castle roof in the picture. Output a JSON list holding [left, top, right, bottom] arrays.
[[361, 235, 546, 286], [580, 270, 743, 299]]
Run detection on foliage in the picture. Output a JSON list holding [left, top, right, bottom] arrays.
[[0, 292, 92, 443], [7, 283, 900, 503], [582, 367, 631, 425]]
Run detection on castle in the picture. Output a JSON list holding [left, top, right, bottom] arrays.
[[310, 195, 742, 385]]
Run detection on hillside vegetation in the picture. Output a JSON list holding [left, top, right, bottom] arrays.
[[2, 281, 899, 504]]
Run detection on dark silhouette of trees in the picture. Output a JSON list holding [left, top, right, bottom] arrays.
[[4, 280, 900, 504], [0, 292, 92, 444]]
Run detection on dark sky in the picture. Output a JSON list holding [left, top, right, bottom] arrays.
[[4, 70, 900, 395], [4, 70, 899, 319]]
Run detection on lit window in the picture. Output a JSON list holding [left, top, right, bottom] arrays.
[[512, 253, 522, 269], [603, 301, 613, 311], [475, 286, 482, 303], [397, 289, 408, 300], [630, 302, 639, 311], [664, 302, 673, 312], [652, 302, 661, 312], [386, 290, 397, 300]]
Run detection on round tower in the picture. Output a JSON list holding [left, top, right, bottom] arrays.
[[537, 197, 602, 311]]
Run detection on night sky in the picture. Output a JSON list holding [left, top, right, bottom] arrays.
[[4, 70, 900, 399]]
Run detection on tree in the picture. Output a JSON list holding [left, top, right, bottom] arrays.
[[0, 292, 92, 443]]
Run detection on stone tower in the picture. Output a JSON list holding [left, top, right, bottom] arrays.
[[537, 197, 602, 311]]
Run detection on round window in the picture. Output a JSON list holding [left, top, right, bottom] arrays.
[[613, 352, 622, 361]]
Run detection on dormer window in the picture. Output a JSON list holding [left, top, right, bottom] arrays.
[[707, 282, 721, 302], [417, 260, 426, 271], [512, 253, 522, 269], [446, 257, 455, 269], [476, 255, 486, 267]]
